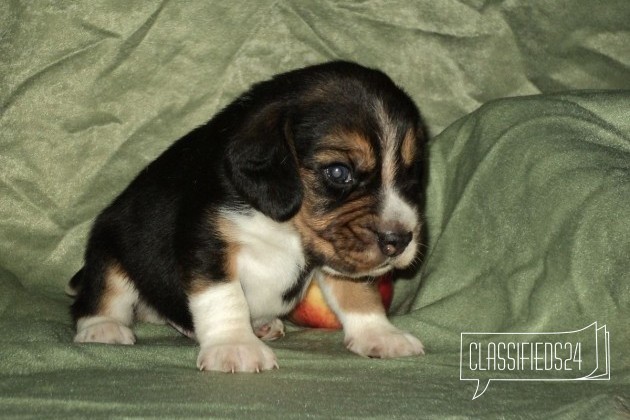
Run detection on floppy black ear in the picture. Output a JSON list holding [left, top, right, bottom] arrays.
[[225, 104, 303, 222]]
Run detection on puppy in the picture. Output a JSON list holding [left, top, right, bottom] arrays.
[[68, 61, 425, 372]]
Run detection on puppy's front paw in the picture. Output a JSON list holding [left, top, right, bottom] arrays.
[[345, 327, 424, 359], [197, 338, 278, 373], [74, 317, 136, 345]]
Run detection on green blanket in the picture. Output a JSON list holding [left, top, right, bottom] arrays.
[[1, 1, 629, 418]]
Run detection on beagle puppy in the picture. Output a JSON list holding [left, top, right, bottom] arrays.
[[68, 61, 425, 372]]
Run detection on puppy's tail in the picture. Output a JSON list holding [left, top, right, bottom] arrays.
[[65, 268, 84, 297]]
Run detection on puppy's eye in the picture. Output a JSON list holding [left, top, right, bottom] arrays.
[[324, 164, 354, 185]]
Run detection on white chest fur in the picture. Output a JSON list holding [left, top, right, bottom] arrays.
[[222, 210, 307, 323]]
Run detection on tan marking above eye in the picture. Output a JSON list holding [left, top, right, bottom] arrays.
[[314, 131, 377, 172], [401, 128, 416, 166]]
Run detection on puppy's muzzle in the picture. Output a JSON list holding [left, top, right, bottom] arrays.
[[377, 230, 413, 258]]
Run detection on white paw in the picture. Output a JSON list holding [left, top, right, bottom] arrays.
[[345, 327, 424, 359], [197, 338, 278, 373], [74, 317, 136, 345], [253, 319, 285, 341]]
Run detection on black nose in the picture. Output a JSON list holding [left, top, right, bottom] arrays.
[[377, 231, 413, 257]]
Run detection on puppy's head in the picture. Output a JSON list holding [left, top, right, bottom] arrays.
[[226, 61, 424, 278]]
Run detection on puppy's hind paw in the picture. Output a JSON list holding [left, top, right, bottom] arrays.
[[74, 317, 136, 345], [253, 319, 285, 341]]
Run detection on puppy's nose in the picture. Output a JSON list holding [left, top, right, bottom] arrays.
[[377, 231, 413, 257]]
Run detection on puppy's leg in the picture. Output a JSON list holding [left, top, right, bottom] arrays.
[[190, 279, 278, 373], [318, 273, 424, 358], [72, 262, 138, 345]]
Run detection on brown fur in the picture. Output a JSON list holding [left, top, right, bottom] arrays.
[[321, 274, 385, 314], [293, 180, 383, 273], [98, 263, 135, 318], [215, 215, 243, 282], [315, 131, 377, 172], [401, 128, 417, 167], [188, 277, 213, 296]]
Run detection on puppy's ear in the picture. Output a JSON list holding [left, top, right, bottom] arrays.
[[225, 103, 303, 222]]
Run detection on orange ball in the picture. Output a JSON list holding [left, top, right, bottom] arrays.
[[288, 273, 394, 329]]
